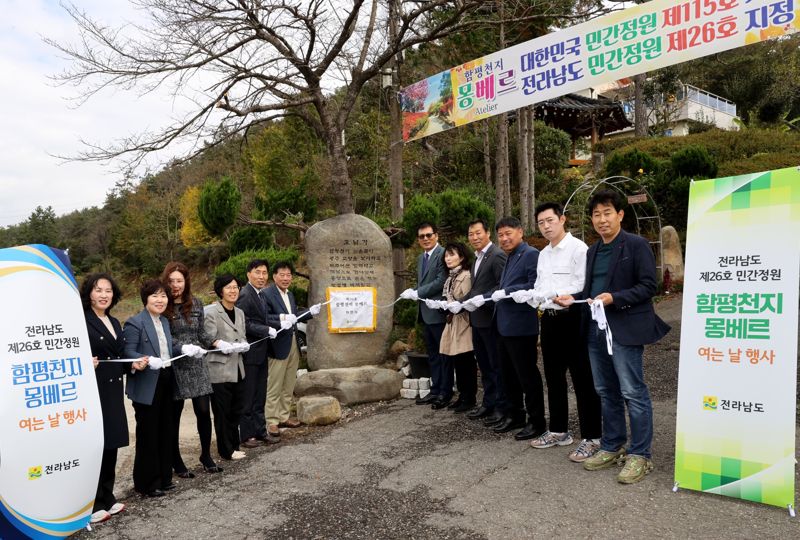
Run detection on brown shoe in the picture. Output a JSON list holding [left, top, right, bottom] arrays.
[[267, 424, 281, 437], [279, 419, 301, 428], [241, 438, 261, 449]]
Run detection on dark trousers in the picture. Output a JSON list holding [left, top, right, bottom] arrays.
[[541, 307, 602, 439], [497, 334, 546, 432], [210, 375, 244, 459], [93, 448, 118, 512], [240, 362, 268, 441], [172, 394, 213, 472], [451, 351, 477, 404], [132, 369, 174, 493], [472, 325, 506, 411], [423, 322, 451, 398]]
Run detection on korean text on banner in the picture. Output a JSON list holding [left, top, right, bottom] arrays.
[[401, 0, 800, 141], [0, 245, 104, 539], [326, 287, 377, 333], [674, 167, 800, 509]]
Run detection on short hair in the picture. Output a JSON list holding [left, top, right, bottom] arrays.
[[213, 274, 240, 298], [534, 202, 564, 220], [80, 273, 122, 314], [495, 216, 522, 231], [246, 259, 270, 273], [588, 189, 625, 213], [140, 279, 166, 306], [417, 222, 438, 234], [467, 218, 489, 233], [272, 261, 295, 275], [161, 261, 192, 320], [444, 242, 472, 272]]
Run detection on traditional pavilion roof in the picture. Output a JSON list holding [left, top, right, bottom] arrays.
[[533, 93, 632, 138]]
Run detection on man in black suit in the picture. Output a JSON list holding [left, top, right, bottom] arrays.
[[556, 190, 670, 484], [462, 218, 508, 421], [236, 259, 278, 448]]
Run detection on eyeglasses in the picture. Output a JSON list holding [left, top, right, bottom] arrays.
[[417, 233, 435, 239]]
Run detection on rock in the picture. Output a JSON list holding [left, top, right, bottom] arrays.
[[400, 365, 411, 377], [294, 366, 404, 406], [305, 214, 395, 370], [296, 396, 342, 426], [407, 379, 419, 390], [418, 378, 430, 390], [389, 340, 410, 362], [419, 388, 430, 399], [661, 226, 684, 282], [296, 369, 308, 378], [400, 388, 418, 399], [396, 353, 409, 369]]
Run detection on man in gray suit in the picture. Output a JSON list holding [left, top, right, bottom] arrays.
[[401, 222, 448, 407], [463, 218, 508, 423]]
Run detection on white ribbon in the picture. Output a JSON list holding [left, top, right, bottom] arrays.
[[589, 301, 614, 355]]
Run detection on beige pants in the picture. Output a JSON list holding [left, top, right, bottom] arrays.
[[266, 338, 300, 426]]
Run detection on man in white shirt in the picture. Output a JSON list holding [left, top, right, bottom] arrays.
[[529, 202, 601, 462]]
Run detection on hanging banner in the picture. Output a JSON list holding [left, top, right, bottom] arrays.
[[401, 0, 799, 141], [326, 287, 377, 333], [0, 245, 103, 539], [674, 167, 800, 509]]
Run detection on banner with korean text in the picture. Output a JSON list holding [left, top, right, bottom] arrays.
[[0, 245, 103, 539], [401, 0, 799, 141], [327, 287, 377, 333], [674, 167, 800, 509]]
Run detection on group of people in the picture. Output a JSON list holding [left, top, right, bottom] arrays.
[[402, 189, 670, 485], [83, 259, 314, 524]]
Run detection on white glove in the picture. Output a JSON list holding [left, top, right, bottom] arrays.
[[510, 290, 533, 303], [268, 327, 278, 338], [280, 319, 294, 331], [527, 295, 544, 308], [147, 357, 163, 370], [216, 340, 236, 354], [462, 301, 478, 312], [162, 358, 173, 368], [447, 302, 463, 314], [181, 344, 206, 358], [234, 342, 251, 353], [469, 296, 486, 308], [309, 304, 321, 316], [491, 290, 507, 302], [424, 298, 441, 310], [400, 288, 416, 300], [283, 313, 298, 326]]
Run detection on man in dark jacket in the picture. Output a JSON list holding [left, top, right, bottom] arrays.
[[556, 190, 670, 484]]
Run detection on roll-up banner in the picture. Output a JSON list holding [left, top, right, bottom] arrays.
[[401, 0, 799, 142], [0, 245, 103, 538], [674, 167, 800, 509]]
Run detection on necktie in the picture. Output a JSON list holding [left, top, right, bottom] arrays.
[[422, 252, 429, 276]]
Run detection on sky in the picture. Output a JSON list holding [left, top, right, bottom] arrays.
[[0, 0, 195, 227]]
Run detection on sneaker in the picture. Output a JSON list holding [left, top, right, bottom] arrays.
[[90, 510, 111, 524], [231, 450, 246, 460], [617, 455, 654, 484], [108, 502, 126, 515], [569, 439, 600, 463], [583, 447, 626, 471], [530, 431, 574, 449]]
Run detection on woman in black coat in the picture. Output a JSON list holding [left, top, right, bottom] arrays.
[[82, 273, 145, 524]]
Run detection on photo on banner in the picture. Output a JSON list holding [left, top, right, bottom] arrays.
[[326, 287, 377, 333], [674, 166, 800, 509], [0, 245, 104, 539]]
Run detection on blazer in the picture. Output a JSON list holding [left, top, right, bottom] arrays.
[[203, 302, 247, 384], [439, 270, 473, 356], [579, 229, 670, 346], [85, 310, 129, 449], [265, 284, 312, 360], [493, 242, 540, 337], [236, 282, 273, 365], [416, 244, 447, 325], [465, 243, 507, 329], [122, 309, 174, 406]]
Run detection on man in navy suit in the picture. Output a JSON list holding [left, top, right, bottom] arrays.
[[556, 190, 670, 484], [264, 261, 315, 438], [489, 217, 545, 440]]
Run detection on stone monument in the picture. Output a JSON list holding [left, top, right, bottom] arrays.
[[661, 225, 684, 281], [300, 214, 403, 404]]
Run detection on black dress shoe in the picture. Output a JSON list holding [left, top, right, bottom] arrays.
[[431, 397, 452, 410], [446, 399, 463, 410], [452, 401, 476, 413], [416, 394, 437, 405], [493, 417, 527, 433], [175, 470, 195, 479], [483, 412, 506, 427], [513, 424, 542, 441], [466, 405, 492, 419], [142, 489, 166, 498], [161, 483, 177, 491]]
